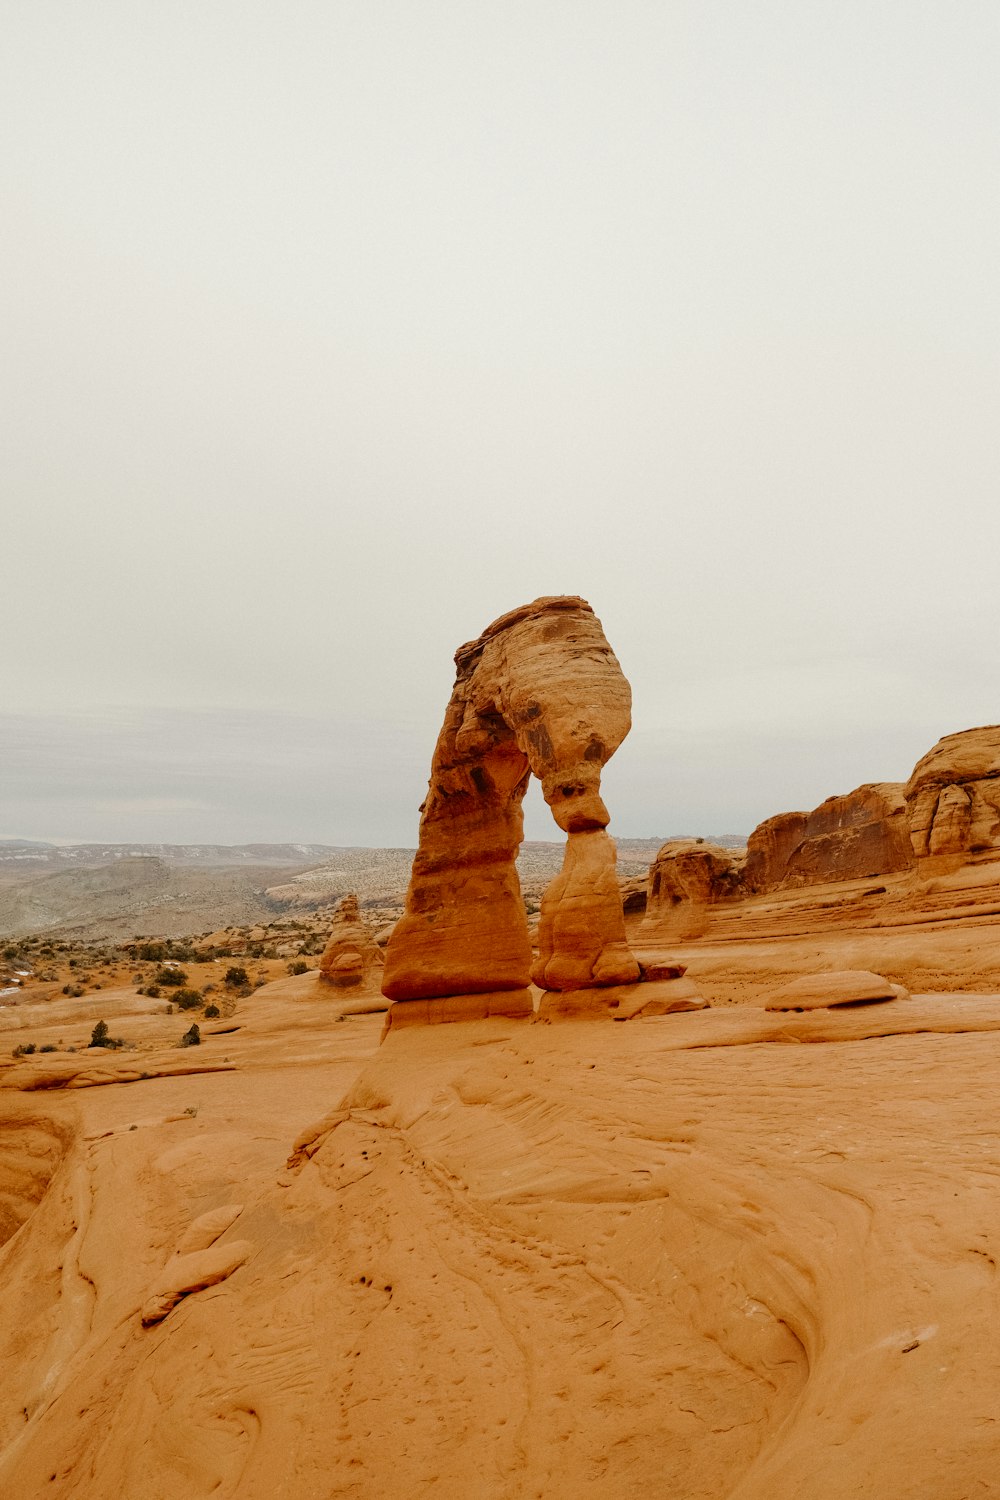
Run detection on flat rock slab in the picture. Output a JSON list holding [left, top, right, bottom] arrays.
[[765, 969, 909, 1011], [538, 977, 708, 1021], [636, 959, 688, 982]]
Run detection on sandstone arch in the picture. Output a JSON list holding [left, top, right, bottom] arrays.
[[382, 596, 640, 1012]]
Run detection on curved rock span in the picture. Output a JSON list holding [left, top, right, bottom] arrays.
[[382, 596, 640, 1014]]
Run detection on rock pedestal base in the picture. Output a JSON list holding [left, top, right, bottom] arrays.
[[381, 988, 533, 1039], [537, 976, 708, 1021]]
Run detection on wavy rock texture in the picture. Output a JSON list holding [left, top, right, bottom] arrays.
[[2, 875, 1000, 1496], [383, 597, 638, 1006]]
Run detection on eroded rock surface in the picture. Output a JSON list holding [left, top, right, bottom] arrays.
[[743, 782, 912, 891], [319, 894, 382, 989], [905, 725, 1000, 859], [645, 729, 1000, 934], [383, 596, 638, 1006], [764, 970, 907, 1011]]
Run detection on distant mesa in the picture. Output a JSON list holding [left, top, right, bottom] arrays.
[[382, 595, 641, 1023], [643, 724, 1000, 929]]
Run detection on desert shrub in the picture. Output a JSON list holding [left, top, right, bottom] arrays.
[[90, 1020, 111, 1048], [288, 959, 309, 975], [179, 1023, 201, 1047], [203, 1003, 220, 1019], [12, 1043, 36, 1057], [136, 941, 167, 962], [172, 988, 202, 1011], [154, 967, 187, 988], [224, 966, 249, 988], [39, 1044, 57, 1053]]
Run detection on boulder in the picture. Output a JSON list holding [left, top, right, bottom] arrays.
[[764, 970, 908, 1011], [382, 597, 639, 1008], [645, 840, 742, 919]]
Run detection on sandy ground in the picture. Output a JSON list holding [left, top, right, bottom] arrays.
[[2, 863, 1000, 1498]]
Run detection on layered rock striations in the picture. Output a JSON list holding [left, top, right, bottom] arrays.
[[382, 596, 639, 1009]]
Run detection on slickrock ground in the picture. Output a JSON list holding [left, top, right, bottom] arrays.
[[2, 860, 1000, 1498]]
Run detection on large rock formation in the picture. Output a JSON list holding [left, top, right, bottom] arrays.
[[643, 728, 1000, 931], [382, 596, 639, 1010], [905, 725, 1000, 859], [742, 783, 912, 892]]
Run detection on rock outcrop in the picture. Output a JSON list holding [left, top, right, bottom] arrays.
[[905, 725, 1000, 859], [319, 895, 381, 989], [647, 840, 743, 912], [645, 732, 1000, 930], [742, 783, 913, 892], [382, 596, 639, 1010]]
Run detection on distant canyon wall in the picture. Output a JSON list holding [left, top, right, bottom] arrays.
[[645, 725, 1000, 925]]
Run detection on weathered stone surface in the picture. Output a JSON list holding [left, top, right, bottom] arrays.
[[643, 783, 915, 928], [537, 975, 707, 1020], [532, 829, 640, 991], [383, 597, 638, 1006], [906, 725, 1000, 859], [645, 840, 742, 920], [611, 977, 708, 1019], [319, 894, 380, 989], [743, 784, 912, 892], [381, 990, 534, 1037], [764, 970, 906, 1011]]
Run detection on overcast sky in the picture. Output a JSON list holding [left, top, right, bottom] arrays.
[[2, 2, 998, 845]]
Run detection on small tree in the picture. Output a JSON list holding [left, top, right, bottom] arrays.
[[90, 1020, 111, 1048]]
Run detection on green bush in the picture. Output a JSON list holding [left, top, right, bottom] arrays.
[[224, 966, 249, 988], [288, 959, 309, 975], [172, 988, 202, 1011], [154, 967, 188, 988], [203, 1003, 220, 1019]]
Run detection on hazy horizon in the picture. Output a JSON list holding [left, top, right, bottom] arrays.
[[3, 3, 998, 846]]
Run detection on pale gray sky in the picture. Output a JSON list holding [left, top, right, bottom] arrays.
[[3, 2, 998, 844]]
